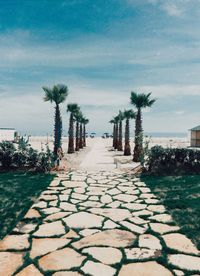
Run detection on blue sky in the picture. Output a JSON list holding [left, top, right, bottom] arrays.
[[0, 0, 200, 135]]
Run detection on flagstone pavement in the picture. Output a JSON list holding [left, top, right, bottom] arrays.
[[0, 141, 200, 275]]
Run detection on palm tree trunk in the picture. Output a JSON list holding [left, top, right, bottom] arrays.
[[79, 123, 83, 149], [115, 123, 119, 149], [124, 118, 131, 156], [133, 108, 143, 162], [54, 104, 62, 156], [75, 121, 79, 151], [68, 113, 74, 154], [83, 124, 86, 147], [112, 124, 115, 148], [118, 120, 123, 151]]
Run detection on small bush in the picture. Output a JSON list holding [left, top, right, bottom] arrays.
[[0, 141, 54, 172], [144, 146, 200, 175], [0, 141, 16, 168]]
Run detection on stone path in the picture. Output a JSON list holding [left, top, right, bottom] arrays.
[[0, 170, 200, 275]]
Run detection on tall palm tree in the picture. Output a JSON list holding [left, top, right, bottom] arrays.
[[67, 103, 80, 154], [74, 110, 82, 151], [109, 119, 115, 148], [82, 118, 89, 147], [130, 91, 156, 162], [79, 113, 84, 149], [117, 110, 124, 151], [43, 84, 68, 156], [114, 115, 119, 150], [123, 109, 136, 156]]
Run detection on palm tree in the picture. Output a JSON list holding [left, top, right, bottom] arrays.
[[130, 91, 156, 162], [117, 110, 124, 151], [123, 109, 136, 156], [74, 110, 82, 151], [109, 119, 115, 148], [82, 118, 89, 147], [114, 115, 119, 150], [79, 113, 84, 149], [43, 84, 68, 156], [67, 103, 80, 154]]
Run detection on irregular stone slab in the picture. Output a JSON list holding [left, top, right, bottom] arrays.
[[145, 199, 160, 204], [30, 238, 70, 259], [81, 260, 116, 276], [132, 210, 153, 217], [44, 212, 72, 222], [39, 248, 86, 271], [128, 216, 148, 225], [0, 252, 24, 275], [134, 181, 146, 187], [73, 229, 136, 249], [107, 188, 121, 195], [49, 200, 58, 207], [163, 233, 199, 255], [80, 201, 103, 207], [60, 202, 77, 212], [120, 221, 146, 234], [103, 220, 119, 229], [147, 205, 166, 213], [139, 234, 162, 250], [168, 254, 200, 271], [62, 181, 87, 188], [74, 187, 86, 194], [71, 193, 88, 200], [150, 214, 173, 223], [41, 207, 60, 215], [125, 248, 161, 260], [50, 180, 60, 187], [53, 272, 82, 276], [24, 208, 41, 219], [114, 194, 137, 203], [71, 175, 86, 181], [83, 246, 122, 265], [33, 221, 66, 237], [100, 195, 112, 204], [59, 194, 69, 201], [89, 196, 99, 201], [16, 264, 42, 275], [14, 223, 37, 234], [107, 201, 121, 208], [0, 234, 29, 250], [139, 187, 151, 193], [122, 203, 147, 211], [33, 201, 48, 209], [63, 229, 79, 239], [40, 194, 58, 201], [63, 212, 104, 228], [119, 261, 173, 276], [61, 189, 72, 194], [150, 223, 180, 234], [79, 229, 101, 236], [89, 208, 131, 222], [140, 193, 156, 199]]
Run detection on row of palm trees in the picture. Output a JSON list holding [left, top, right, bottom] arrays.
[[110, 91, 156, 162], [42, 84, 89, 157]]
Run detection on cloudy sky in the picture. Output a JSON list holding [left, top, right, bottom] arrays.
[[0, 0, 200, 136]]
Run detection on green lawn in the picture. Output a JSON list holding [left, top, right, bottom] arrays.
[[0, 172, 54, 239], [142, 174, 200, 250]]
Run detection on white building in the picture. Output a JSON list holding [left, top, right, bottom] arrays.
[[0, 128, 15, 142]]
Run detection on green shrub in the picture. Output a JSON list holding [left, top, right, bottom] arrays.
[[0, 141, 54, 172], [144, 146, 200, 175], [0, 141, 16, 168]]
